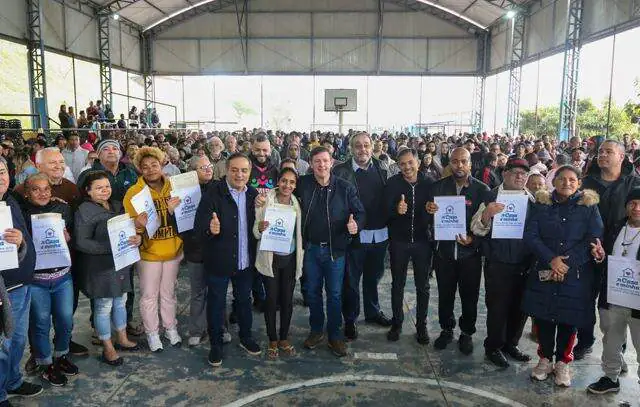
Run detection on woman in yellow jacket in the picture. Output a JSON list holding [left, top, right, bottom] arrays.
[[253, 168, 303, 359], [123, 147, 183, 353]]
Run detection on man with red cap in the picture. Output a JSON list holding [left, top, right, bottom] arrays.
[[471, 157, 535, 368]]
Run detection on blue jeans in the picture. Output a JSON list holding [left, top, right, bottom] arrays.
[[0, 286, 31, 401], [94, 294, 128, 341], [207, 269, 253, 347], [344, 241, 388, 324], [304, 244, 346, 341], [30, 274, 74, 365]]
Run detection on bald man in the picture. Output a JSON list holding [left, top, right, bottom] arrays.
[[426, 147, 489, 356], [14, 148, 80, 205]]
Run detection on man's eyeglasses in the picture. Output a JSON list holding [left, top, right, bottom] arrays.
[[199, 164, 213, 171]]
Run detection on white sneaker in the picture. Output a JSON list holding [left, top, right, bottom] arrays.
[[164, 328, 182, 346], [147, 333, 164, 353], [223, 331, 232, 344], [554, 361, 571, 387], [188, 336, 201, 347], [531, 357, 554, 381]]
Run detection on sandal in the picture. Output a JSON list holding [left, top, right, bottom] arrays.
[[114, 343, 141, 352], [100, 352, 123, 367], [267, 342, 279, 359], [127, 322, 145, 337], [278, 340, 296, 356]]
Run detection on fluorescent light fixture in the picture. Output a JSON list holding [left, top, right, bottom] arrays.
[[112, 13, 120, 20], [415, 0, 487, 30], [144, 0, 216, 32], [506, 10, 517, 19]]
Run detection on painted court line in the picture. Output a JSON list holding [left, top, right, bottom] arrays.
[[223, 374, 528, 407], [353, 352, 399, 361]]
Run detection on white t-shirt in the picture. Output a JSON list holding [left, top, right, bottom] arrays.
[[612, 225, 640, 258]]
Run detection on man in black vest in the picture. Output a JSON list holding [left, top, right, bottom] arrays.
[[334, 132, 391, 341], [471, 158, 534, 367], [426, 147, 489, 355]]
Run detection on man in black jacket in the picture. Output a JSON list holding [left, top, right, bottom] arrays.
[[426, 147, 489, 355], [578, 140, 640, 360], [0, 157, 43, 402], [195, 153, 261, 367], [298, 147, 365, 357], [334, 133, 391, 341], [471, 158, 534, 367], [384, 149, 433, 344]]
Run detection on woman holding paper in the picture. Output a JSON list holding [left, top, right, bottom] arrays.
[[123, 147, 183, 353], [75, 170, 142, 366], [254, 168, 303, 359], [523, 165, 603, 387], [20, 173, 76, 386]]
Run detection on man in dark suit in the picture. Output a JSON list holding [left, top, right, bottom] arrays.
[[195, 153, 260, 367]]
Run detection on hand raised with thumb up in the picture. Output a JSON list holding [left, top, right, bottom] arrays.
[[210, 212, 221, 235], [397, 194, 408, 215], [347, 214, 358, 235]]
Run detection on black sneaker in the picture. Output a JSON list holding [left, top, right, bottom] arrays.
[[573, 345, 592, 361], [458, 334, 474, 355], [344, 323, 358, 341], [0, 399, 13, 407], [587, 376, 620, 394], [6, 381, 43, 397], [239, 338, 262, 356], [387, 325, 401, 342], [503, 345, 531, 362], [433, 330, 454, 350], [485, 349, 510, 368], [41, 364, 67, 387], [68, 340, 89, 357], [416, 325, 430, 345], [365, 313, 393, 327], [208, 346, 223, 367], [55, 355, 79, 376], [24, 356, 37, 376]]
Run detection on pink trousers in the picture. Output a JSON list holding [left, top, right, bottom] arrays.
[[137, 253, 183, 335]]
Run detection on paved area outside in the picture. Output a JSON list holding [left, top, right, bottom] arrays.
[[8, 262, 640, 407]]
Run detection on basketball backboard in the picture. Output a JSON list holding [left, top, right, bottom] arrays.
[[324, 89, 357, 112]]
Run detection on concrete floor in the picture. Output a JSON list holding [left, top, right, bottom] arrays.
[[8, 264, 640, 407]]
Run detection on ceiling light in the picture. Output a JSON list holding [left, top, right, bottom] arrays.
[[112, 13, 120, 20], [506, 10, 517, 19]]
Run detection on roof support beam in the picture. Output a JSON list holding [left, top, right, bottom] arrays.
[[558, 0, 584, 141], [234, 0, 249, 74], [376, 0, 384, 75], [98, 10, 113, 108], [27, 0, 48, 129], [384, 0, 482, 33], [505, 13, 525, 137]]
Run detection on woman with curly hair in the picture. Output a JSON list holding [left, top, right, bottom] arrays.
[[123, 147, 183, 353]]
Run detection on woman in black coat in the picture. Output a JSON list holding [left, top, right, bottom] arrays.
[[523, 165, 603, 387], [75, 171, 141, 366]]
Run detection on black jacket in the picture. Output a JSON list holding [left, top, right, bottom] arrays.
[[475, 165, 500, 190], [479, 187, 533, 265], [384, 173, 431, 243], [333, 158, 388, 232], [1, 193, 35, 290], [296, 174, 366, 258], [195, 179, 258, 277], [598, 218, 640, 319], [181, 181, 213, 263], [582, 159, 640, 231], [428, 175, 489, 259]]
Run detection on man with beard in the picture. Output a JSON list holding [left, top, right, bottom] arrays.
[[248, 134, 279, 309], [426, 147, 489, 355]]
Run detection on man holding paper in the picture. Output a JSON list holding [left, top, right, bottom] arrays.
[[0, 157, 43, 403], [426, 147, 489, 355], [470, 158, 535, 368], [586, 188, 640, 395]]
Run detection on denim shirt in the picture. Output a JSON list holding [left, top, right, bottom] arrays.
[[227, 182, 249, 270]]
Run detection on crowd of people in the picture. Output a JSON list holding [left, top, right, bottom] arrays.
[[0, 122, 639, 407]]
